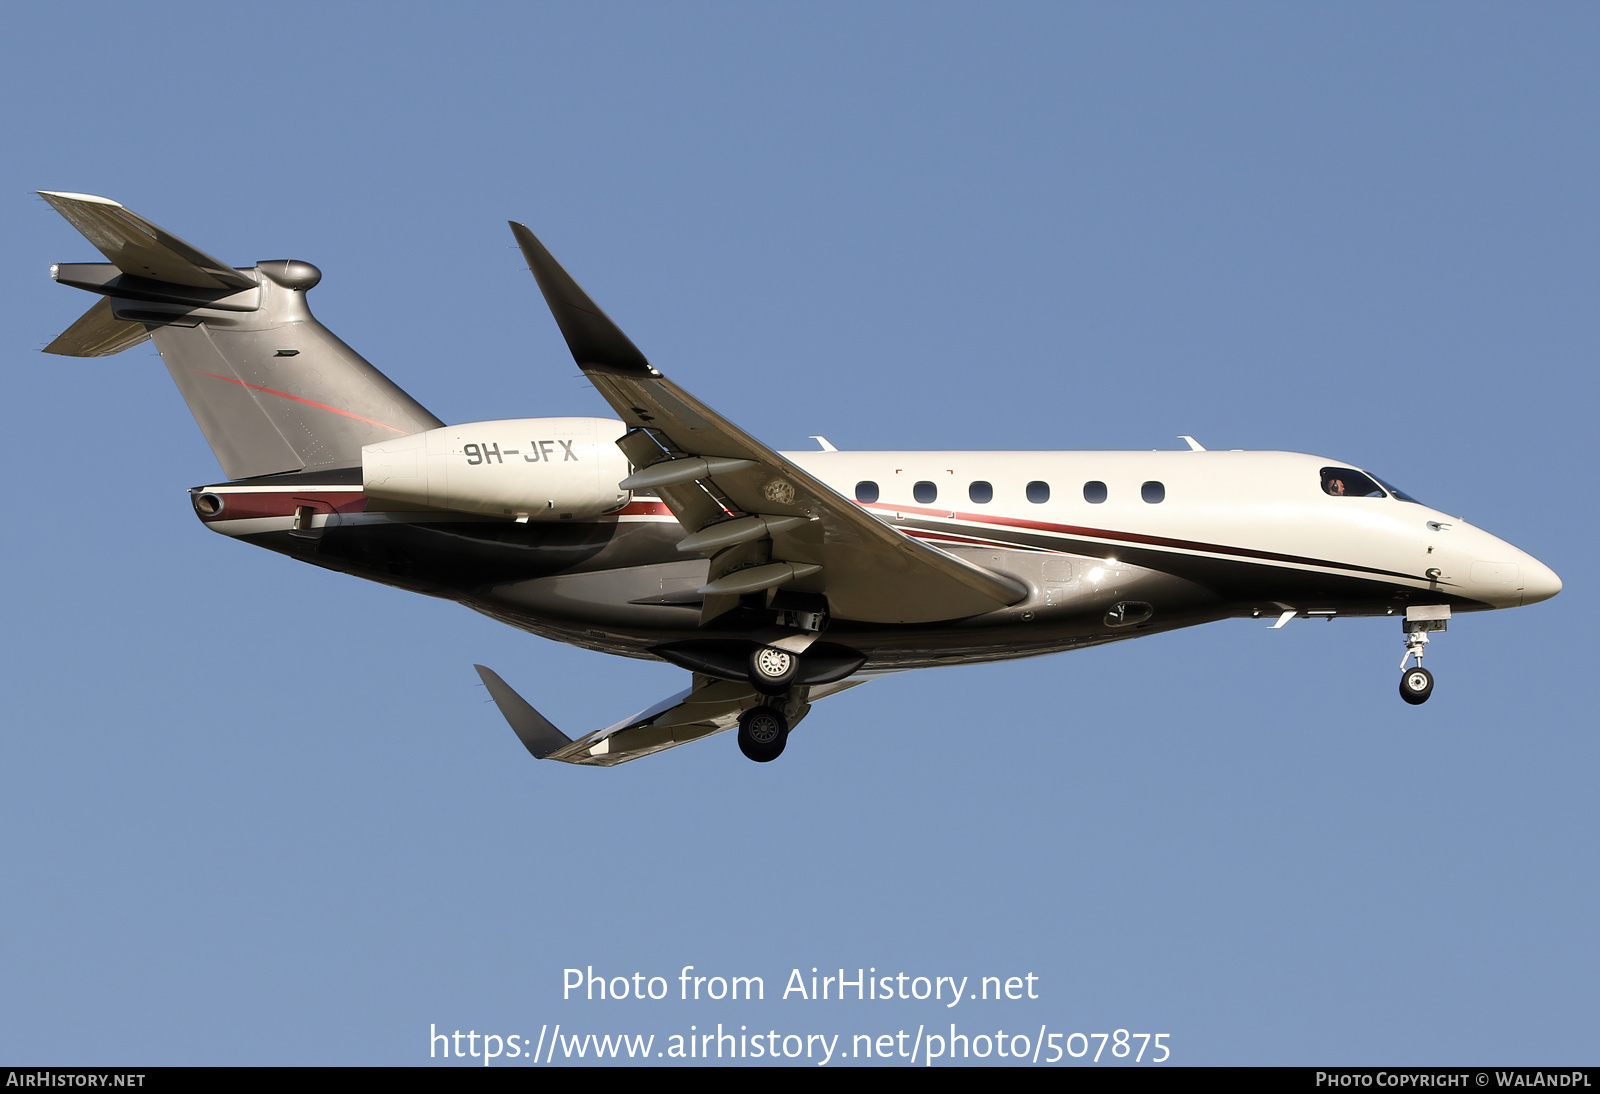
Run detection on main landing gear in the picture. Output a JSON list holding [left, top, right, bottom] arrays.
[[737, 705, 789, 762], [749, 644, 799, 694], [737, 602, 830, 761], [737, 677, 812, 764], [1398, 608, 1448, 706], [742, 645, 799, 760]]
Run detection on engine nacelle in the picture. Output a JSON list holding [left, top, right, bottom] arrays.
[[362, 417, 630, 519]]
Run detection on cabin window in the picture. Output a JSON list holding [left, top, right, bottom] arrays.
[[855, 481, 879, 503], [969, 481, 993, 504], [1083, 481, 1107, 504], [1026, 481, 1050, 504], [1320, 468, 1384, 498], [1141, 481, 1165, 504], [913, 481, 938, 504]]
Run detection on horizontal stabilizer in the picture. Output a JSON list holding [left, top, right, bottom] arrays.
[[43, 297, 151, 357], [39, 191, 256, 290], [474, 666, 574, 759]]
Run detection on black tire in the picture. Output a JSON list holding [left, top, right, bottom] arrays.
[[737, 706, 789, 762], [748, 645, 798, 695], [1400, 666, 1434, 705]]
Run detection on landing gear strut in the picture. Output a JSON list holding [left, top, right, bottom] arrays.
[[1398, 608, 1448, 706], [737, 705, 789, 762]]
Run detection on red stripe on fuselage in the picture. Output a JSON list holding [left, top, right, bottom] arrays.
[[192, 371, 408, 433], [868, 502, 1418, 581], [615, 501, 676, 517], [198, 492, 673, 524]]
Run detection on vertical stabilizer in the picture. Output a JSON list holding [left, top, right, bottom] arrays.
[[42, 192, 443, 480]]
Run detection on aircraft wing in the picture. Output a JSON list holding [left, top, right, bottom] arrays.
[[475, 665, 866, 767], [510, 224, 1028, 625]]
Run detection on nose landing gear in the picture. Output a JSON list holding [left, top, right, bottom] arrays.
[[1398, 605, 1449, 706], [1400, 665, 1434, 705]]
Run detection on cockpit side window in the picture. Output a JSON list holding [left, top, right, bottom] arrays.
[[1320, 467, 1385, 498]]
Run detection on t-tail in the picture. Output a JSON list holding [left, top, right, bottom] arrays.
[[40, 191, 442, 480]]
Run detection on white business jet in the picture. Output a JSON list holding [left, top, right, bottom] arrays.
[[40, 192, 1561, 765]]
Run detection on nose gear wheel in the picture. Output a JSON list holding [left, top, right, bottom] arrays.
[[1400, 666, 1434, 705]]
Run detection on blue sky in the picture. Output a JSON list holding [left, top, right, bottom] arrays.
[[1, 2, 1594, 1066]]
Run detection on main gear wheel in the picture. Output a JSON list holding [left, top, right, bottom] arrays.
[[737, 706, 789, 762]]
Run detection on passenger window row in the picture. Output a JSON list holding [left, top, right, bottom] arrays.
[[854, 480, 1166, 505]]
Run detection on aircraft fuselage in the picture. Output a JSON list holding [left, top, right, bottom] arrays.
[[192, 447, 1558, 670]]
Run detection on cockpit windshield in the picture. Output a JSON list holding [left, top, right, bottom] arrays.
[[1319, 467, 1426, 504], [1370, 474, 1422, 504]]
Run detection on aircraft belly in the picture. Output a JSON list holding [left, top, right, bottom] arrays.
[[481, 562, 711, 634], [213, 489, 1491, 672], [907, 519, 1489, 615], [462, 547, 1233, 667], [221, 514, 684, 596], [221, 504, 1490, 672]]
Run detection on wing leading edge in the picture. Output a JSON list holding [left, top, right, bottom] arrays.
[[509, 223, 1027, 625]]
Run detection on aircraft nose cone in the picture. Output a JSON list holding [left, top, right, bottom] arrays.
[[1521, 558, 1562, 606]]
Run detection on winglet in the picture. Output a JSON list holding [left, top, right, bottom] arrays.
[[508, 222, 655, 376], [474, 665, 575, 759]]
